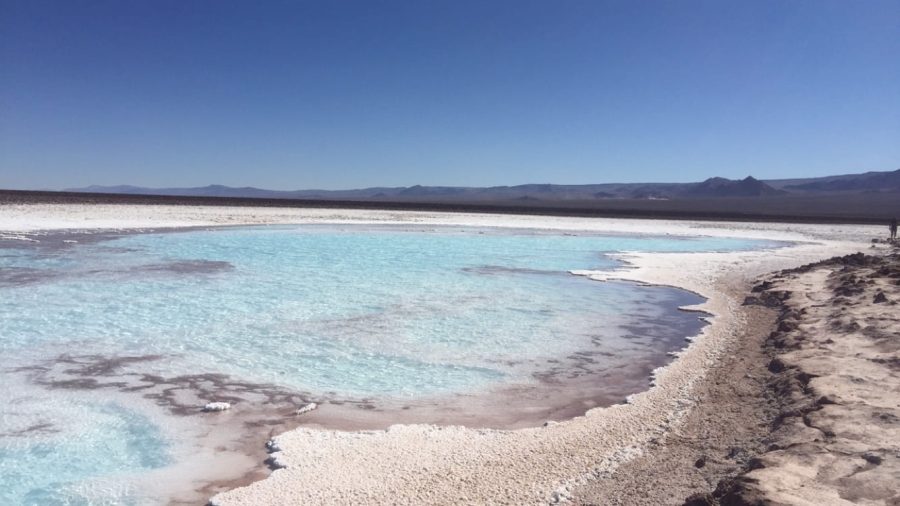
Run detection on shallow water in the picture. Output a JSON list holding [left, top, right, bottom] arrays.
[[0, 225, 781, 504]]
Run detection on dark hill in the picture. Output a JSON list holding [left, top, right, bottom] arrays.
[[683, 176, 785, 198], [783, 169, 900, 193], [65, 168, 899, 202]]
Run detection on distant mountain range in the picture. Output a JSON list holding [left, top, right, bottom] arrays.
[[67, 168, 900, 202]]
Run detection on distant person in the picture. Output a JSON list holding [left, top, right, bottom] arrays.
[[891, 218, 898, 242]]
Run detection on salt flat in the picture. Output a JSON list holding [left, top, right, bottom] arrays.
[[0, 202, 886, 505]]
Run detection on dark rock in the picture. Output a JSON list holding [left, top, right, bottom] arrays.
[[746, 458, 765, 470], [777, 320, 798, 333], [743, 290, 790, 308], [834, 285, 865, 297], [264, 456, 286, 470], [772, 291, 792, 301], [683, 493, 717, 506], [751, 281, 773, 293], [874, 291, 888, 303], [781, 310, 802, 321], [796, 372, 817, 385], [839, 252, 872, 266], [840, 321, 861, 332], [767, 358, 786, 373], [713, 477, 768, 506], [695, 457, 707, 468], [862, 452, 883, 465], [742, 296, 760, 306]]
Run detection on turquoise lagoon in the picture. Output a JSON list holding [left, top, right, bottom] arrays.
[[0, 225, 781, 504]]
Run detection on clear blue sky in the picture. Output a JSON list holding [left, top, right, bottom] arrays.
[[2, 0, 898, 190]]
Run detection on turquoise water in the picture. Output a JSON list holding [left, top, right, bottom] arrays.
[[0, 383, 169, 506], [0, 225, 780, 504]]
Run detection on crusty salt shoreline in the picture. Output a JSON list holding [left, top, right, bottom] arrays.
[[0, 203, 883, 505]]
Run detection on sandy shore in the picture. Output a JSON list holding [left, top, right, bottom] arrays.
[[703, 250, 900, 505], [570, 247, 900, 506], [0, 202, 888, 505]]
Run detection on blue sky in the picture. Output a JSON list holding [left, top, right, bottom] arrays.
[[1, 0, 898, 190]]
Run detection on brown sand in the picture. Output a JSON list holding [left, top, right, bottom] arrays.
[[712, 250, 900, 505], [569, 277, 780, 505], [573, 249, 900, 506]]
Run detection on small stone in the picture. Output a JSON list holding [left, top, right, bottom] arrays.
[[862, 452, 883, 465], [874, 292, 888, 304], [694, 457, 706, 468]]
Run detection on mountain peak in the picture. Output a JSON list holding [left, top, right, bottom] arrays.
[[687, 175, 782, 197]]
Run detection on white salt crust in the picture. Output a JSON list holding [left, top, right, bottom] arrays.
[[295, 403, 317, 416], [0, 203, 881, 505]]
